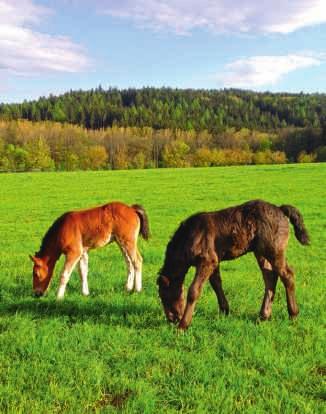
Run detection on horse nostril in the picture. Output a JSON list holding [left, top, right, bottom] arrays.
[[34, 291, 43, 298]]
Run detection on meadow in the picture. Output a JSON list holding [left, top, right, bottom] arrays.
[[0, 163, 325, 413]]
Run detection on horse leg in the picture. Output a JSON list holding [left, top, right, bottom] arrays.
[[57, 251, 81, 300], [255, 254, 278, 320], [118, 235, 143, 293], [133, 248, 143, 293], [209, 266, 229, 315], [116, 239, 135, 292], [178, 257, 217, 330], [272, 255, 299, 318], [127, 232, 143, 292], [78, 251, 89, 296]]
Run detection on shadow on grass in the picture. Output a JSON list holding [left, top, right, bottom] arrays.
[[0, 298, 267, 333], [0, 285, 276, 329], [0, 296, 164, 329]]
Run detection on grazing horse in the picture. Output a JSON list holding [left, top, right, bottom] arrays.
[[30, 202, 149, 299], [157, 200, 309, 330]]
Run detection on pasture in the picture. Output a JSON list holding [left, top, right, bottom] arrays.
[[0, 164, 325, 413]]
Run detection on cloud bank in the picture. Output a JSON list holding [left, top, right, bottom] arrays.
[[0, 0, 90, 76], [218, 54, 321, 88], [99, 0, 326, 35]]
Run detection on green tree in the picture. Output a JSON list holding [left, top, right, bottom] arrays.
[[52, 102, 67, 123], [192, 148, 213, 167], [81, 145, 108, 170], [24, 137, 54, 171], [316, 146, 326, 161], [297, 151, 316, 163], [162, 140, 190, 167]]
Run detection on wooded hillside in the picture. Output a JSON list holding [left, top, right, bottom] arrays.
[[2, 87, 326, 131], [1, 88, 326, 171]]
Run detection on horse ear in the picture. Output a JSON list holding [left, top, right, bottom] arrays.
[[29, 255, 36, 263], [157, 275, 170, 287]]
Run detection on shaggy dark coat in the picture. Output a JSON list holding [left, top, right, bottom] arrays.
[[157, 200, 309, 330]]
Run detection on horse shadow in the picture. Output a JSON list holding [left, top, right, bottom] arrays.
[[0, 296, 265, 331], [0, 284, 269, 329], [0, 295, 164, 329]]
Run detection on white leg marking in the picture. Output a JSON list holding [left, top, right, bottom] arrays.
[[124, 250, 135, 292], [57, 256, 80, 300], [78, 251, 89, 296], [118, 241, 135, 292], [132, 228, 142, 293], [134, 254, 142, 293]]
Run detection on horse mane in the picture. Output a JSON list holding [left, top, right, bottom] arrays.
[[161, 213, 207, 276], [165, 216, 194, 255], [37, 213, 68, 256]]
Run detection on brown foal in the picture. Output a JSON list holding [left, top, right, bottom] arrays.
[[30, 202, 149, 298], [157, 200, 309, 330]]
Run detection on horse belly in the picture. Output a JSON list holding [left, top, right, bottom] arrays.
[[96, 233, 114, 248], [222, 246, 250, 260], [84, 233, 114, 249], [217, 235, 251, 261]]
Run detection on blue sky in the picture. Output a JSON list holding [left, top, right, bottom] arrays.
[[1, 0, 326, 103]]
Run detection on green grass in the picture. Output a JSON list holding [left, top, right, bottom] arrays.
[[0, 164, 325, 413]]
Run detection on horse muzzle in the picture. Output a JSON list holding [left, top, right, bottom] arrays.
[[166, 311, 181, 324]]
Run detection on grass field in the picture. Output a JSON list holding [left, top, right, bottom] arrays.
[[0, 164, 325, 413]]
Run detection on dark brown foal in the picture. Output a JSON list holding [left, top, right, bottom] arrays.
[[158, 200, 309, 330]]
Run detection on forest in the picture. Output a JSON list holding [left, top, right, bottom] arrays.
[[1, 87, 326, 171]]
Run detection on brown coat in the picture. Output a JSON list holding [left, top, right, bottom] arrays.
[[158, 200, 309, 330], [31, 202, 149, 298]]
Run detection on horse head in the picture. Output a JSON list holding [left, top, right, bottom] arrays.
[[157, 273, 185, 323], [29, 254, 53, 297]]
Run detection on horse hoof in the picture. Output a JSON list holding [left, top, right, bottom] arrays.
[[259, 314, 271, 322], [177, 321, 188, 331]]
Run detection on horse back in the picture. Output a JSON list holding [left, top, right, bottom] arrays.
[[110, 202, 140, 243], [170, 201, 285, 263], [71, 202, 140, 248], [57, 204, 113, 251], [248, 200, 290, 255]]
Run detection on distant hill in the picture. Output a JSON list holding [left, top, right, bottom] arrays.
[[1, 87, 326, 131]]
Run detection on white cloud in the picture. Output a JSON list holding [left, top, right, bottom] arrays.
[[218, 54, 321, 88], [0, 0, 48, 25], [0, 0, 90, 76], [98, 0, 326, 35]]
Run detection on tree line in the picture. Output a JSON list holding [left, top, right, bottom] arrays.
[[0, 120, 325, 172], [2, 87, 326, 132]]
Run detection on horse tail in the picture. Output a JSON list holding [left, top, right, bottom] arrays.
[[132, 204, 150, 240], [279, 204, 310, 245]]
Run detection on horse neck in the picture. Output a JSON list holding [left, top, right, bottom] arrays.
[[161, 260, 189, 286], [37, 247, 60, 273]]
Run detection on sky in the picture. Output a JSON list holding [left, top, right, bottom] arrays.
[[1, 0, 326, 103]]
